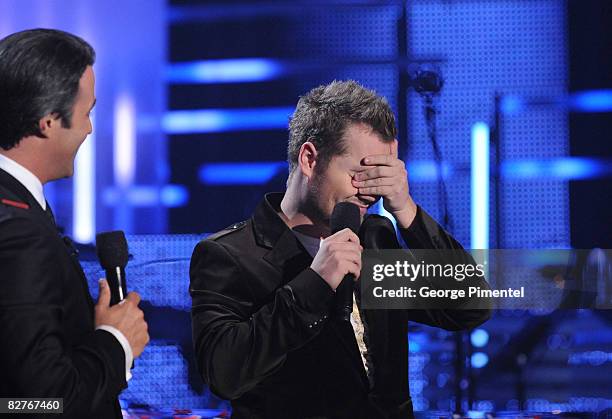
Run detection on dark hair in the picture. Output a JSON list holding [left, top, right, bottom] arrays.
[[287, 80, 397, 175], [0, 28, 95, 150]]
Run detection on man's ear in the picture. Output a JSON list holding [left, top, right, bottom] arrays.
[[37, 113, 61, 138], [298, 141, 318, 179], [391, 139, 398, 158]]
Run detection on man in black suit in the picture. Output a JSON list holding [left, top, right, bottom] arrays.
[[0, 29, 149, 418], [190, 80, 490, 418]]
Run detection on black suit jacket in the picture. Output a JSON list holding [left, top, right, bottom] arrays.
[[0, 168, 126, 418], [190, 193, 490, 419]]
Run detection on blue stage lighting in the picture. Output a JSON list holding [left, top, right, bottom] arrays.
[[501, 95, 525, 115], [162, 107, 295, 134], [471, 352, 489, 368], [502, 157, 611, 180], [569, 89, 612, 112], [471, 122, 490, 249], [167, 58, 284, 84], [199, 162, 288, 185], [102, 186, 189, 207], [407, 160, 452, 181], [470, 329, 490, 348]]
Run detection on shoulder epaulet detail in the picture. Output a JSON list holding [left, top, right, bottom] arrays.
[[205, 220, 247, 241], [0, 198, 30, 210]]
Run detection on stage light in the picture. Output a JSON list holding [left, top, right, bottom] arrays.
[[199, 162, 288, 185], [471, 352, 489, 368], [167, 58, 284, 84], [470, 329, 489, 348], [103, 186, 189, 207], [569, 89, 612, 112], [162, 107, 294, 134], [406, 160, 452, 181], [73, 110, 96, 243], [114, 94, 136, 188], [471, 122, 490, 249], [500, 95, 525, 115], [502, 157, 611, 180]]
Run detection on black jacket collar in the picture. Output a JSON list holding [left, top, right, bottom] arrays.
[[0, 167, 43, 211], [252, 192, 312, 271], [252, 192, 290, 249], [0, 168, 54, 232]]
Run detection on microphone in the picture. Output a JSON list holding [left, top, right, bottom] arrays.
[[330, 202, 362, 322], [96, 231, 129, 306], [359, 215, 402, 250]]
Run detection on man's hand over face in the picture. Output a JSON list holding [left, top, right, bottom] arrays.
[[351, 139, 418, 228]]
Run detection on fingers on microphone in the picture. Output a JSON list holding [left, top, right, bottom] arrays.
[[126, 291, 141, 306], [329, 228, 360, 244], [97, 278, 111, 307], [345, 230, 360, 245]]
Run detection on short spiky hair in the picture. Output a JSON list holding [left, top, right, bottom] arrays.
[[0, 28, 95, 150], [287, 80, 397, 175]]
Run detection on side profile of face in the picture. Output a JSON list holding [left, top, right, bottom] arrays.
[[43, 65, 95, 180], [305, 122, 393, 224]]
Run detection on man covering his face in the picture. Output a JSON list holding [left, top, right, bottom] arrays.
[[190, 80, 490, 419]]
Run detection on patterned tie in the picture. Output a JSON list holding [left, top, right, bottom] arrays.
[[350, 292, 369, 374]]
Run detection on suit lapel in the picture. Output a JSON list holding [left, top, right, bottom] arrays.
[[0, 168, 95, 314]]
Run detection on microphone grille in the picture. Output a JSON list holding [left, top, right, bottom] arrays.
[[96, 230, 129, 269], [330, 202, 361, 235]]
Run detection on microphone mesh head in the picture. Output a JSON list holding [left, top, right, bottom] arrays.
[[330, 202, 361, 235], [359, 215, 401, 250], [96, 230, 129, 269]]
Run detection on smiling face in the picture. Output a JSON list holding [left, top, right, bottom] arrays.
[[304, 122, 393, 224], [45, 65, 96, 180]]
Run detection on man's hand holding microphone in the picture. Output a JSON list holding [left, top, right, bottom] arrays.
[[95, 279, 149, 358]]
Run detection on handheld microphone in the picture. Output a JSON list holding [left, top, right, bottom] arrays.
[[96, 231, 129, 306], [358, 215, 402, 250], [330, 202, 362, 322]]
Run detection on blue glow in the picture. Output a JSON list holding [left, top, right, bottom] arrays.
[[408, 340, 421, 353], [502, 157, 612, 180], [501, 90, 612, 114], [471, 122, 490, 249], [569, 89, 612, 112], [103, 186, 189, 207], [73, 110, 96, 243], [199, 162, 288, 185], [406, 160, 452, 181], [160, 185, 189, 206], [373, 199, 397, 231], [471, 352, 489, 369], [467, 411, 486, 419], [162, 107, 294, 134], [471, 329, 490, 347], [501, 95, 525, 115], [114, 94, 136, 188], [167, 58, 284, 84], [195, 157, 609, 186]]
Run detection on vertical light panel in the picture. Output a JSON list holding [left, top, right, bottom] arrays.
[[73, 110, 96, 243], [114, 94, 136, 188], [471, 122, 490, 249]]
